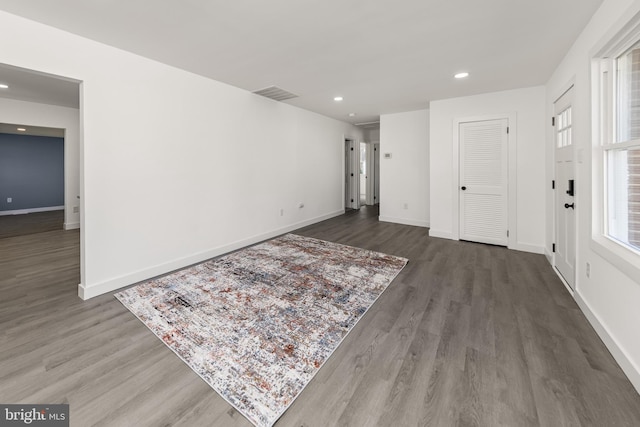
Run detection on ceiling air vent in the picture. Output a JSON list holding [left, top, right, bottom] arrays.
[[252, 86, 298, 102]]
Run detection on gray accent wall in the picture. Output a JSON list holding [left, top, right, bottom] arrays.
[[0, 133, 64, 212]]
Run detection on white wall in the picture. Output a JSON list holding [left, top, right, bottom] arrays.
[[545, 0, 640, 392], [0, 98, 80, 229], [429, 86, 546, 253], [379, 109, 429, 227], [0, 11, 362, 299], [364, 128, 380, 143]]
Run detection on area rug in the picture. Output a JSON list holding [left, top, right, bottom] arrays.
[[115, 233, 408, 427]]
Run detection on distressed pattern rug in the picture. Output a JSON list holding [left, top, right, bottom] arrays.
[[115, 233, 407, 427]]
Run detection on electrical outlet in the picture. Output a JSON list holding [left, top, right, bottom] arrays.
[[7, 197, 12, 203], [73, 206, 79, 213], [403, 203, 408, 210], [586, 262, 591, 278], [280, 209, 284, 216]]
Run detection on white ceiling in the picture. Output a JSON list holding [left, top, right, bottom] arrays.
[[0, 0, 603, 125], [0, 63, 80, 108]]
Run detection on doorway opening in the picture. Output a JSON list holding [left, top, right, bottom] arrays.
[[360, 142, 367, 205], [354, 141, 379, 207], [0, 123, 66, 239], [0, 62, 82, 292]]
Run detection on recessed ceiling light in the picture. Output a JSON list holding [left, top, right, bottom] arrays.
[[17, 128, 26, 132], [0, 84, 8, 89], [334, 96, 343, 102], [349, 113, 356, 117], [454, 72, 469, 79]]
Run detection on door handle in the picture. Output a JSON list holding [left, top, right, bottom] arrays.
[[566, 179, 575, 196], [564, 203, 575, 209], [461, 186, 467, 191]]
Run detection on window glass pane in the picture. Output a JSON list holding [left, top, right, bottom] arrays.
[[607, 146, 640, 250], [616, 41, 640, 142], [556, 107, 572, 148]]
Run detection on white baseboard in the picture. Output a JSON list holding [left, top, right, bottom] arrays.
[[426, 230, 544, 255], [551, 264, 575, 297], [0, 205, 64, 216], [544, 248, 554, 265], [511, 242, 545, 255], [428, 229, 454, 240], [378, 215, 429, 228], [64, 222, 80, 230], [546, 255, 639, 395], [574, 292, 640, 395], [78, 210, 346, 300]]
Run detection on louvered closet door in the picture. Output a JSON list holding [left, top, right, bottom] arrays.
[[459, 119, 508, 246]]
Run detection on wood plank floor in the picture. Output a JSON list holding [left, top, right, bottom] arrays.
[[1, 206, 639, 426], [0, 210, 64, 239]]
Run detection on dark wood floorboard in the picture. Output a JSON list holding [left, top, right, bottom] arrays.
[[0, 210, 64, 239], [1, 206, 639, 426]]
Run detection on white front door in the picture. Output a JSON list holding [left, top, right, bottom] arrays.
[[459, 119, 509, 246], [554, 87, 576, 289]]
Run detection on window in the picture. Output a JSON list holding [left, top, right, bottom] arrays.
[[593, 18, 640, 281], [601, 42, 640, 253], [556, 106, 572, 148]]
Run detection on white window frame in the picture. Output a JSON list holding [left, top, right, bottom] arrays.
[[591, 12, 640, 284]]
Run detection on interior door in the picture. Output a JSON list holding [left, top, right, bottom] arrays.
[[373, 143, 380, 204], [345, 139, 359, 210], [554, 87, 575, 289], [459, 119, 509, 246]]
